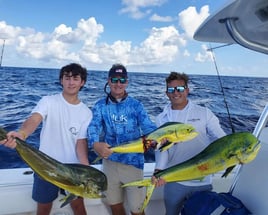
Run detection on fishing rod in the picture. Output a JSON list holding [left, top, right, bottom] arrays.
[[0, 39, 5, 67], [207, 43, 235, 134]]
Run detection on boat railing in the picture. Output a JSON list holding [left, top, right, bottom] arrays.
[[229, 103, 268, 193]]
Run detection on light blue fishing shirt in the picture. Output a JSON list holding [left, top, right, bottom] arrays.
[[88, 95, 157, 169]]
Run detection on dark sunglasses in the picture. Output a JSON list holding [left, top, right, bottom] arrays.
[[167, 86, 187, 93], [110, 77, 127, 84]]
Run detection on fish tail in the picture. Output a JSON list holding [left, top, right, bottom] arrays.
[[122, 179, 155, 212], [122, 178, 152, 188], [140, 183, 155, 212]]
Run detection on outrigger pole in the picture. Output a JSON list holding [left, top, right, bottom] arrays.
[[0, 39, 6, 67], [207, 43, 235, 134]]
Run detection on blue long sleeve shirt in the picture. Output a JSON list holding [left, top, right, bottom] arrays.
[[88, 95, 157, 169]]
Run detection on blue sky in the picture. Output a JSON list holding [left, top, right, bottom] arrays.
[[0, 0, 267, 77]]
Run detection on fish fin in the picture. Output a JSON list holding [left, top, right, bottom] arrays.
[[197, 177, 205, 181], [92, 156, 102, 164], [140, 183, 155, 212], [158, 141, 174, 152], [221, 165, 236, 178], [60, 193, 77, 208], [122, 179, 151, 188]]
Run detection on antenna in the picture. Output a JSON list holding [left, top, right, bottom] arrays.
[[0, 39, 6, 67]]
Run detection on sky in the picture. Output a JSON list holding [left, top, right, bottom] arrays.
[[0, 0, 267, 77]]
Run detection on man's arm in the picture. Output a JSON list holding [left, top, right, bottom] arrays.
[[76, 138, 90, 165], [0, 113, 42, 148]]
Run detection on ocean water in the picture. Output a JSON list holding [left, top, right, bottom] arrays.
[[1, 66, 268, 169]]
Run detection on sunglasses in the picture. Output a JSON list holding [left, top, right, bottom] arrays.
[[167, 86, 187, 93], [110, 77, 127, 84]]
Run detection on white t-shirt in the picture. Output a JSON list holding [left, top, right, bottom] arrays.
[[155, 100, 226, 186], [32, 93, 92, 163]]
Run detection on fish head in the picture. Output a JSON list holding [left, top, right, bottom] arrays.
[[65, 164, 107, 199], [84, 178, 107, 198], [173, 123, 199, 142], [155, 123, 198, 151], [82, 168, 108, 198], [231, 132, 261, 164]]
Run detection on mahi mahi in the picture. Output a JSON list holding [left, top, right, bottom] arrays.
[[122, 132, 260, 212], [0, 127, 107, 207], [92, 122, 198, 163]]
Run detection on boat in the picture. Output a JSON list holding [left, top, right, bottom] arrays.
[[1, 0, 268, 214], [194, 0, 268, 214]]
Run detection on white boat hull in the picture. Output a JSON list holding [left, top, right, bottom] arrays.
[[0, 162, 235, 215], [0, 163, 165, 215]]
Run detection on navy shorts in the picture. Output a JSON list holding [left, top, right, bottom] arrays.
[[32, 174, 59, 203]]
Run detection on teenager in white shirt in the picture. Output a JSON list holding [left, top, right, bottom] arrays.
[[0, 63, 92, 215]]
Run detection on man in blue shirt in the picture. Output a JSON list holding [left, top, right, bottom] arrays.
[[88, 64, 156, 215]]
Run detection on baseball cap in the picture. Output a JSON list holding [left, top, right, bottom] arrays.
[[108, 64, 128, 78]]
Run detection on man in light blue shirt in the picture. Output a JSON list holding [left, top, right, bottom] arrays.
[[88, 64, 156, 215]]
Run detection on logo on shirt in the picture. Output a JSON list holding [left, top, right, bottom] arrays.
[[69, 127, 78, 135], [111, 114, 128, 124], [188, 118, 200, 122]]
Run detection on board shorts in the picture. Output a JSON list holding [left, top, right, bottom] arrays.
[[32, 173, 59, 203], [103, 159, 146, 213]]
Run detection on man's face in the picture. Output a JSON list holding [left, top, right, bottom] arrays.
[[61, 73, 85, 95], [108, 76, 128, 98], [166, 79, 189, 108]]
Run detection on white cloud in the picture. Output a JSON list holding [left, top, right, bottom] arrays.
[[179, 5, 210, 38], [0, 17, 104, 66], [0, 21, 35, 44], [0, 5, 211, 71], [195, 44, 213, 62], [91, 40, 132, 65], [150, 13, 173, 22], [183, 49, 190, 57], [129, 26, 186, 66], [120, 0, 167, 19]]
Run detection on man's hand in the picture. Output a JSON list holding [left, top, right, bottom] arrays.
[[151, 169, 166, 187], [0, 131, 22, 149], [93, 142, 113, 159]]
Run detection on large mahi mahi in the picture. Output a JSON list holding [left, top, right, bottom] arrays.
[[122, 132, 260, 212], [92, 122, 198, 163], [0, 127, 107, 207]]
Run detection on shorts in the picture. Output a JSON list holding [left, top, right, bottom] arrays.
[[103, 159, 146, 213], [32, 173, 59, 203]]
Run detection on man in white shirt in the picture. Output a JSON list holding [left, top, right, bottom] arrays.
[[153, 72, 226, 215], [0, 63, 92, 215]]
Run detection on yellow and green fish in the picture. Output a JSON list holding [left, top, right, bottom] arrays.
[[92, 122, 198, 163], [122, 132, 260, 212], [0, 127, 107, 207]]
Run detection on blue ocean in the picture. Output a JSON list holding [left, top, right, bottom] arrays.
[[1, 66, 268, 169]]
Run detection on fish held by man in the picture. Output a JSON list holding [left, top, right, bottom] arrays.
[[92, 122, 199, 163], [122, 132, 260, 212], [0, 127, 107, 207]]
